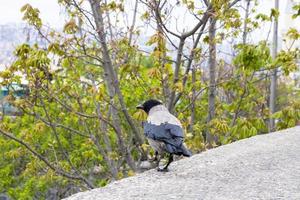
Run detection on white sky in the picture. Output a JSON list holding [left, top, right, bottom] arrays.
[[0, 0, 299, 48], [0, 0, 64, 27], [0, 0, 299, 30]]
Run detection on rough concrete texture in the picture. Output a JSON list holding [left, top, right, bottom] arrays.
[[65, 126, 300, 200]]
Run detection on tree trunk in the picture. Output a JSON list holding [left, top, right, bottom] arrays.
[[190, 65, 196, 133], [242, 0, 251, 44], [207, 17, 217, 146], [168, 38, 185, 112], [269, 0, 279, 132], [88, 0, 139, 171], [95, 102, 119, 179]]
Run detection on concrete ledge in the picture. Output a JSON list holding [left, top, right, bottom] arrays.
[[65, 126, 300, 200]]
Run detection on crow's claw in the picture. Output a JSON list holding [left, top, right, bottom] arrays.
[[157, 167, 169, 172]]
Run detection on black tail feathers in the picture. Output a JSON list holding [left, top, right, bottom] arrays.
[[181, 144, 192, 157]]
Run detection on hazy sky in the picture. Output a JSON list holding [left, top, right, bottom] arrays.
[[0, 0, 299, 44], [1, 0, 299, 29], [0, 1, 64, 27]]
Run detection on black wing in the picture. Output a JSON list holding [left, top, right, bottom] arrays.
[[143, 122, 191, 156], [143, 122, 183, 140]]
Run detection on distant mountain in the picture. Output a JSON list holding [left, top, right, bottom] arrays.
[[0, 23, 43, 70]]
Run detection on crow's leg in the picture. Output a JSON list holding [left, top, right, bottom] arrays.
[[157, 154, 173, 172], [156, 152, 161, 167], [163, 153, 174, 170]]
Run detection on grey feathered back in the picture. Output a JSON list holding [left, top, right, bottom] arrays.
[[141, 104, 192, 157]]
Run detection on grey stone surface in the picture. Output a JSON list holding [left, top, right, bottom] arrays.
[[65, 126, 300, 200]]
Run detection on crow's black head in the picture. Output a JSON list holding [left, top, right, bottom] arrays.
[[136, 99, 162, 114]]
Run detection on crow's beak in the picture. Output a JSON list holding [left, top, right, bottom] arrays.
[[136, 104, 144, 109]]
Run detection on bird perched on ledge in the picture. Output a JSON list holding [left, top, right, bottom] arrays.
[[137, 99, 192, 172]]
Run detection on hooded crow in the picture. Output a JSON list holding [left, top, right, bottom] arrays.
[[137, 99, 192, 172]]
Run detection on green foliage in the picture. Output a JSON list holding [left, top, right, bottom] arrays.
[[270, 8, 280, 21], [255, 13, 271, 22], [272, 102, 300, 130], [0, 1, 300, 199], [286, 28, 300, 40], [233, 41, 271, 72], [274, 49, 299, 75], [21, 4, 42, 28], [221, 8, 242, 30], [63, 19, 78, 34], [292, 4, 300, 19], [182, 0, 195, 10]]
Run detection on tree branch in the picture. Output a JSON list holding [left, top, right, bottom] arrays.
[[0, 128, 94, 188]]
